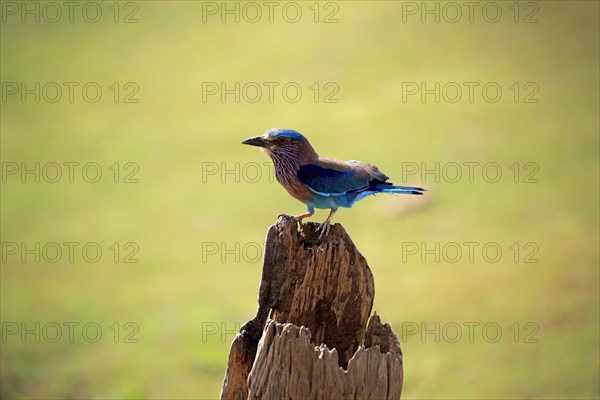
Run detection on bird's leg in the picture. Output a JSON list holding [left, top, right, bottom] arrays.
[[294, 211, 314, 222], [293, 206, 314, 231], [278, 207, 314, 230], [317, 209, 337, 240]]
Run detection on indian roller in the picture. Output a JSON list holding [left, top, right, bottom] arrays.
[[242, 128, 426, 238]]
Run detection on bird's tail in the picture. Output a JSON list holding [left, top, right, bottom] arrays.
[[374, 183, 426, 195]]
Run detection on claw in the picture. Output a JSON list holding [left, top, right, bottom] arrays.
[[278, 213, 303, 231], [317, 220, 331, 240], [277, 213, 295, 220], [316, 209, 336, 241]]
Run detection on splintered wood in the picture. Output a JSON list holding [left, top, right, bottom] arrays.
[[220, 216, 403, 400], [248, 320, 403, 400]]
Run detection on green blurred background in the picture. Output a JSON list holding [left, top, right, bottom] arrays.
[[1, 1, 598, 399]]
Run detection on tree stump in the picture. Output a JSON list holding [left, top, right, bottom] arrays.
[[220, 216, 403, 400]]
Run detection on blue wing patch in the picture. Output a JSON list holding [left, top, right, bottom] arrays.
[[297, 164, 368, 196]]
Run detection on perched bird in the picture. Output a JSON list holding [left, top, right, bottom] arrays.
[[242, 128, 426, 238]]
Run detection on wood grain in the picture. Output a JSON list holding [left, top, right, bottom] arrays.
[[220, 216, 403, 400]]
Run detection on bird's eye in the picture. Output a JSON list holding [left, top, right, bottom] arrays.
[[276, 137, 288, 144]]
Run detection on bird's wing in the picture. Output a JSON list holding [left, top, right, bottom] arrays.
[[297, 157, 388, 196]]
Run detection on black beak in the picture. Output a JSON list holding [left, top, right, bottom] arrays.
[[242, 136, 267, 147]]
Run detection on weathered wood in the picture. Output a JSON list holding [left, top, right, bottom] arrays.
[[365, 312, 402, 356], [247, 319, 403, 400], [220, 318, 263, 400], [220, 215, 403, 400], [266, 216, 375, 369]]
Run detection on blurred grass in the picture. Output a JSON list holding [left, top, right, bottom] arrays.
[[1, 1, 599, 399]]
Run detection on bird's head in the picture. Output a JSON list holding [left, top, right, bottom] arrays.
[[242, 129, 317, 163]]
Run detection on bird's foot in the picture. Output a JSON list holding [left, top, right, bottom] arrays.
[[317, 220, 331, 241], [277, 213, 296, 221], [277, 213, 303, 230]]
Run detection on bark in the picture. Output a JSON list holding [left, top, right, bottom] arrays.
[[220, 216, 403, 400]]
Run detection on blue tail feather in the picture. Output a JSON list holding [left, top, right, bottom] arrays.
[[350, 183, 426, 203], [374, 183, 426, 195]]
